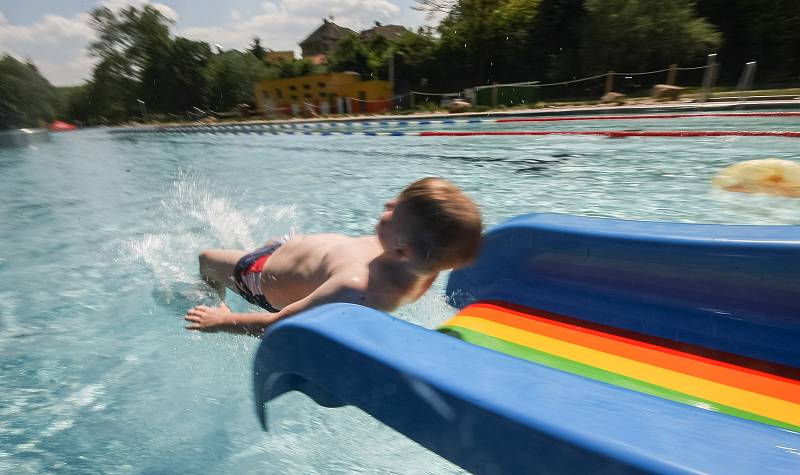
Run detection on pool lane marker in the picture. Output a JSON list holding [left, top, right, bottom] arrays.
[[113, 127, 800, 138], [438, 302, 800, 432], [112, 111, 800, 136]]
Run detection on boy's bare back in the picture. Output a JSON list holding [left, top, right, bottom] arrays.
[[260, 234, 426, 311], [185, 178, 482, 336]]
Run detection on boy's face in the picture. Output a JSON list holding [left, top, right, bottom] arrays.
[[376, 198, 413, 256]]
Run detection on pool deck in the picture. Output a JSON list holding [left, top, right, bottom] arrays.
[[116, 99, 800, 131]]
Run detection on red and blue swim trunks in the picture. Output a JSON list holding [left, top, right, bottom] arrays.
[[232, 241, 282, 312]]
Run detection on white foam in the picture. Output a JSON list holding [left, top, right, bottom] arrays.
[[112, 170, 299, 298]]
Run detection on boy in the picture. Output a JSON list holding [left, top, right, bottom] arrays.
[[185, 177, 482, 335]]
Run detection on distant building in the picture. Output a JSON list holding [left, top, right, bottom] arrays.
[[299, 19, 356, 61], [264, 50, 295, 62], [360, 21, 408, 41], [254, 72, 393, 116]]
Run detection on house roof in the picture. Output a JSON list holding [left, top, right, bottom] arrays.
[[360, 23, 408, 41], [299, 19, 357, 48]]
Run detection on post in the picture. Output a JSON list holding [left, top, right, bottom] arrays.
[[409, 91, 415, 110], [137, 99, 149, 122], [698, 53, 717, 103], [736, 61, 757, 103], [388, 54, 395, 92], [491, 84, 498, 107], [666, 64, 677, 86], [604, 71, 614, 94]]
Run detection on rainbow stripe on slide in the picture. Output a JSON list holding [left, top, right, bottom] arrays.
[[439, 302, 800, 432]]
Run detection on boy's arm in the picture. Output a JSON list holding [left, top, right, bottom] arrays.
[[185, 277, 364, 336]]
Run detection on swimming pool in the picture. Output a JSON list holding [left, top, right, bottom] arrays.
[[2, 113, 799, 473]]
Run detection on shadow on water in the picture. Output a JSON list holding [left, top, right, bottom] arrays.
[[512, 153, 581, 174]]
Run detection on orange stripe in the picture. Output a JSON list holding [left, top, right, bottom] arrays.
[[469, 302, 800, 385], [457, 303, 800, 404]]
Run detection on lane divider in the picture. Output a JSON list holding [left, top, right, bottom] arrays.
[[496, 111, 800, 123], [418, 130, 800, 137], [112, 126, 800, 138], [110, 111, 800, 136]]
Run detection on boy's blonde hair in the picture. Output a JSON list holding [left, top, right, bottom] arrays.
[[396, 177, 482, 270]]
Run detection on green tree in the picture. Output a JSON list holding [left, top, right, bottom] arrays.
[[433, 0, 540, 86], [580, 0, 721, 75], [204, 50, 273, 111], [141, 37, 211, 113], [83, 53, 139, 124], [89, 5, 172, 79], [529, 0, 585, 80], [0, 55, 60, 129], [249, 37, 267, 59], [697, 0, 800, 82], [327, 34, 375, 80]]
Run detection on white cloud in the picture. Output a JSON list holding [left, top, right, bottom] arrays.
[[100, 0, 179, 22], [0, 12, 93, 44], [2, 0, 437, 86]]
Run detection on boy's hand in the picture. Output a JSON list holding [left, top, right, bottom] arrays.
[[185, 302, 233, 332]]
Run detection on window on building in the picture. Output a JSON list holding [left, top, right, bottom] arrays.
[[289, 85, 296, 91], [304, 94, 311, 99], [275, 89, 283, 99], [318, 82, 326, 88], [290, 95, 297, 100], [358, 91, 367, 101], [303, 84, 310, 90], [319, 92, 326, 97]]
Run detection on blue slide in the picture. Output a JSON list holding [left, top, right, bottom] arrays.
[[253, 214, 800, 474]]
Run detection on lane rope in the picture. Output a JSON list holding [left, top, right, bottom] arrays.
[[111, 126, 800, 138]]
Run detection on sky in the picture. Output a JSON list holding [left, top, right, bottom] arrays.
[[0, 0, 440, 86]]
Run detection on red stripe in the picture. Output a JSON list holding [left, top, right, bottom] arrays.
[[419, 130, 800, 137], [495, 112, 800, 123], [247, 254, 271, 273], [480, 300, 800, 381]]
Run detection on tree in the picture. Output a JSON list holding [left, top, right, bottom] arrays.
[[204, 50, 273, 111], [141, 37, 211, 113], [697, 0, 800, 82], [0, 55, 60, 129], [580, 0, 721, 75], [327, 34, 375, 80], [249, 37, 267, 60], [529, 0, 585, 80], [89, 5, 172, 80]]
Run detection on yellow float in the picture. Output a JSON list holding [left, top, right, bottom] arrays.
[[713, 158, 800, 197]]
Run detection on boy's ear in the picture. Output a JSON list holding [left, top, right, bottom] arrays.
[[393, 239, 415, 261]]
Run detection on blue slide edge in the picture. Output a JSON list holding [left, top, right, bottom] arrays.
[[253, 303, 800, 475]]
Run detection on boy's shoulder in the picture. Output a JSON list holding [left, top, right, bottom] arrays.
[[326, 267, 402, 312]]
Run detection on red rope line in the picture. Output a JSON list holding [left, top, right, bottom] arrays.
[[419, 130, 800, 137], [496, 112, 800, 123]]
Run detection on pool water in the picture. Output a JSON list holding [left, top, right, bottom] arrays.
[[1, 117, 799, 474]]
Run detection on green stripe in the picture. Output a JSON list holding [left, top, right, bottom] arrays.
[[439, 325, 800, 432]]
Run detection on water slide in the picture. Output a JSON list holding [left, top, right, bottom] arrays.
[[253, 214, 800, 474]]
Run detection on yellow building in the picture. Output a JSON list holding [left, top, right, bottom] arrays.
[[254, 72, 393, 115]]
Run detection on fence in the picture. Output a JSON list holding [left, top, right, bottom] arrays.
[[184, 58, 779, 121]]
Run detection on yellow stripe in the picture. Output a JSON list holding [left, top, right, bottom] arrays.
[[448, 315, 800, 426]]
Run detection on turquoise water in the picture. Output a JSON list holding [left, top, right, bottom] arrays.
[[2, 118, 799, 474]]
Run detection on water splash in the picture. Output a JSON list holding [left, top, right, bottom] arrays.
[[111, 170, 299, 307]]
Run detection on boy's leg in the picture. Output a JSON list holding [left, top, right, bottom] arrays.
[[198, 249, 247, 301]]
